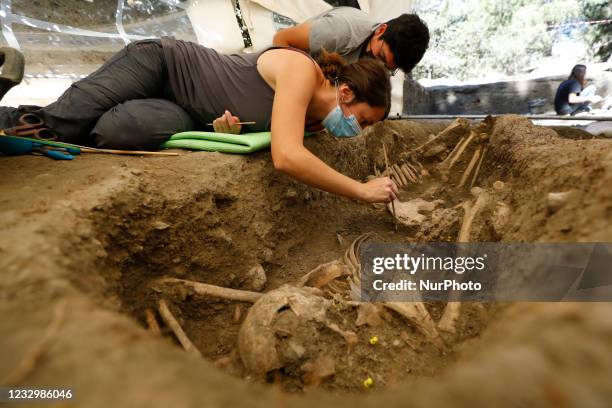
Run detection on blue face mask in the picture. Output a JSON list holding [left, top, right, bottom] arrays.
[[321, 87, 363, 138]]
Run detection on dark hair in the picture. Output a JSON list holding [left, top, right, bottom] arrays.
[[381, 13, 430, 73], [317, 50, 391, 117], [569, 64, 587, 87]]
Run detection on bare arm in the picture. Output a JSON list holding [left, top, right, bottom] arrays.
[[272, 22, 311, 50], [269, 54, 396, 203]]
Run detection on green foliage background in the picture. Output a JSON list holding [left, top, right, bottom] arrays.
[[412, 0, 611, 80]]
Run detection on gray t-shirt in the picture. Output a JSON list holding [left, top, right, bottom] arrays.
[[308, 7, 380, 63]]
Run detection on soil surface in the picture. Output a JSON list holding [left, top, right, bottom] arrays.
[[1, 117, 612, 407]]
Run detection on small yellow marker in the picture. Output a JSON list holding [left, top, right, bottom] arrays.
[[363, 377, 374, 389], [369, 335, 379, 345]]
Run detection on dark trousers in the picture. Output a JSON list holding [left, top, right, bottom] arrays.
[[0, 40, 196, 150]]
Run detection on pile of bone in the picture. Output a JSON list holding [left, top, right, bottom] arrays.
[[147, 233, 447, 385]]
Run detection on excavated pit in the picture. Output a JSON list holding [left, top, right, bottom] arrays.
[[1, 116, 612, 406], [85, 119, 486, 391]]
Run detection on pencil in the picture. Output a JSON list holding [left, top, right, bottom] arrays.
[[206, 121, 256, 126]]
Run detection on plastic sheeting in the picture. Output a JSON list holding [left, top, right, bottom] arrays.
[[1, 0, 409, 113]]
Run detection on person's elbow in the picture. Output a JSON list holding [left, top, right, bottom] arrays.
[[272, 149, 298, 174], [272, 152, 291, 172]]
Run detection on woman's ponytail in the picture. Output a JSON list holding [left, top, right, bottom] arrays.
[[316, 49, 347, 81]]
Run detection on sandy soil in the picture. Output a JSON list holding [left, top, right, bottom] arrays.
[[1, 117, 612, 407]]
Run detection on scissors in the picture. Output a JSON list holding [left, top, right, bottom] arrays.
[[2, 113, 59, 141]]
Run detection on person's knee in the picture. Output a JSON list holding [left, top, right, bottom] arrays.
[[91, 99, 196, 150]]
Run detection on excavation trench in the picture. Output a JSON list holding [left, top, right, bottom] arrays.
[[87, 116, 611, 393], [87, 119, 494, 391], [2, 116, 612, 406]]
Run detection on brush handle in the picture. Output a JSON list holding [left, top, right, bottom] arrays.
[[206, 121, 256, 126]]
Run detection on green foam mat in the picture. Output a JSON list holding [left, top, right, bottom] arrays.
[[161, 131, 273, 154]]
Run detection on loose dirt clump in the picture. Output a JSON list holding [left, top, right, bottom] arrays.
[[1, 116, 611, 407]]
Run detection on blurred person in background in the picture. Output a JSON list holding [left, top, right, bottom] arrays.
[[554, 64, 610, 115]]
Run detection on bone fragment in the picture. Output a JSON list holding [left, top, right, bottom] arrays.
[[158, 299, 202, 357], [302, 354, 336, 387], [154, 278, 263, 303], [297, 260, 351, 289], [437, 302, 461, 334], [470, 146, 487, 188], [383, 302, 444, 349], [390, 198, 445, 227], [390, 165, 404, 186], [393, 164, 408, 186], [547, 191, 574, 214], [491, 201, 511, 236], [443, 136, 466, 164], [458, 188, 490, 242], [398, 164, 414, 183], [441, 188, 490, 334], [493, 180, 505, 191], [356, 303, 384, 327], [233, 305, 243, 323], [423, 144, 447, 158], [401, 163, 419, 183], [445, 131, 477, 170], [412, 118, 469, 154], [458, 146, 483, 188], [244, 264, 267, 292], [145, 308, 162, 336], [326, 322, 358, 346]]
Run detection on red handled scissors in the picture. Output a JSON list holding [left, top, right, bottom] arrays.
[[2, 113, 59, 141]]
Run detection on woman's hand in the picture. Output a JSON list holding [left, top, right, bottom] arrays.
[[358, 177, 398, 203], [212, 110, 242, 134]]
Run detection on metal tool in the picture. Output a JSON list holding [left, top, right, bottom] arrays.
[[382, 143, 397, 229]]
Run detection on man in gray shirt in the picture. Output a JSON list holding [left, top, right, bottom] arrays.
[[273, 7, 429, 75]]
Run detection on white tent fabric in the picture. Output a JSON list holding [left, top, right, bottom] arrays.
[[248, 0, 332, 24], [185, 0, 332, 53], [363, 0, 412, 21], [184, 0, 248, 53], [185, 0, 408, 114]]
